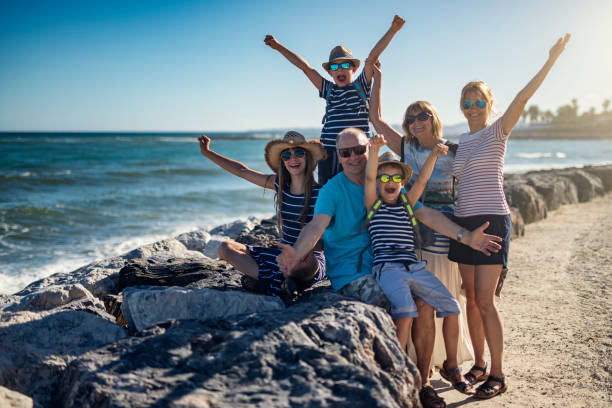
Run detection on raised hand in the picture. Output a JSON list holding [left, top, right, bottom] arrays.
[[432, 143, 449, 157], [370, 134, 387, 150], [264, 34, 281, 50], [391, 15, 405, 32], [549, 33, 570, 60], [465, 221, 503, 256], [198, 134, 211, 154]]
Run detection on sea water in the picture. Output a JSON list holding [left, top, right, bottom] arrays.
[[1, 132, 611, 294]]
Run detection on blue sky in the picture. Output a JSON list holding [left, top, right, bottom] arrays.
[[1, 0, 611, 131]]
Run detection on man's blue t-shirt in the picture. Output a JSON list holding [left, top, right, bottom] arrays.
[[314, 172, 372, 290]]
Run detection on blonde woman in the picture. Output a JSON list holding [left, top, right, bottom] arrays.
[[449, 34, 570, 398]]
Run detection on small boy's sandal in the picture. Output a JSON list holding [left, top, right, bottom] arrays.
[[464, 363, 488, 385], [439, 362, 472, 394], [474, 375, 507, 399], [419, 385, 446, 408]]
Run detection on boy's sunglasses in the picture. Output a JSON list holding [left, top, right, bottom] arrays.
[[404, 111, 432, 125], [329, 62, 352, 71], [337, 144, 367, 158], [462, 99, 487, 109], [280, 148, 306, 161], [378, 174, 403, 183]]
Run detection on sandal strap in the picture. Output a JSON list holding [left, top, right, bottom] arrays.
[[470, 363, 487, 374], [484, 375, 505, 386]]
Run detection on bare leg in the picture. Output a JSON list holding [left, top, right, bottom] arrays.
[[412, 298, 435, 387], [475, 264, 504, 381], [459, 263, 487, 375], [217, 240, 259, 279], [442, 314, 460, 368], [395, 317, 413, 350]]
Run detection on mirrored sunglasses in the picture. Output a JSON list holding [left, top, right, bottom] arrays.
[[280, 148, 306, 161], [329, 62, 352, 71], [337, 144, 367, 158], [378, 174, 403, 183], [404, 111, 433, 126], [462, 99, 487, 109]]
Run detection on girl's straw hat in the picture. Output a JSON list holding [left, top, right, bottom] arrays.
[[322, 45, 361, 70], [265, 131, 327, 172], [377, 151, 413, 180]]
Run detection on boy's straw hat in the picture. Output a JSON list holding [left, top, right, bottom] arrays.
[[322, 45, 360, 70], [377, 151, 413, 180], [265, 131, 327, 173]]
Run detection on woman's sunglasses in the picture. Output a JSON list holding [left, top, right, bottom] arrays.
[[329, 62, 352, 71], [337, 144, 367, 158], [378, 174, 403, 183], [404, 111, 432, 125], [280, 148, 306, 161], [462, 99, 487, 109]]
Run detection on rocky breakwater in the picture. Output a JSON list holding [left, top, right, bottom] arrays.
[[1, 164, 610, 408]]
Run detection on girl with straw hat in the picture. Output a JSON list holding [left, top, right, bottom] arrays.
[[198, 131, 327, 299]]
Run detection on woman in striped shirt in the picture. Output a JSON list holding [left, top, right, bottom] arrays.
[[198, 131, 327, 299], [449, 34, 570, 399]]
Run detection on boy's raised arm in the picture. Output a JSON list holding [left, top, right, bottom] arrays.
[[264, 35, 323, 91], [363, 15, 405, 82], [364, 135, 385, 209]]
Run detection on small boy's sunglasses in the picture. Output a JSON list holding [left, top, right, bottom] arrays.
[[329, 62, 352, 71], [337, 144, 367, 158], [280, 148, 306, 161], [378, 174, 403, 183], [462, 99, 487, 109], [404, 112, 432, 125]]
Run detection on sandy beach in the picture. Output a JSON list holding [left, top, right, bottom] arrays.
[[432, 193, 612, 407]]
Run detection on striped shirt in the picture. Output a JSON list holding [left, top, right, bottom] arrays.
[[319, 70, 371, 148], [404, 141, 456, 255], [275, 179, 320, 246], [368, 201, 420, 266], [453, 118, 511, 217]]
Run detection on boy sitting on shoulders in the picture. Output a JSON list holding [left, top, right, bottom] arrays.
[[264, 15, 405, 184], [365, 134, 502, 408]]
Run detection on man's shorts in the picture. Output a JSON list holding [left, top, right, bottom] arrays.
[[373, 261, 460, 319], [448, 214, 511, 267]]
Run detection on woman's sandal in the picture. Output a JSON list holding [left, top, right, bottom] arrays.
[[474, 375, 507, 399], [439, 361, 472, 394], [464, 362, 488, 385], [419, 385, 446, 408]]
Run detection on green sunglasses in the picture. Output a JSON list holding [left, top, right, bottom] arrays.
[[329, 62, 352, 71], [378, 174, 403, 183]]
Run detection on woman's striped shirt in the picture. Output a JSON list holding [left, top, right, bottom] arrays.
[[453, 118, 511, 217]]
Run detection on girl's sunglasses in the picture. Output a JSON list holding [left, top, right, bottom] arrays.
[[462, 99, 487, 109], [280, 148, 306, 161], [378, 174, 403, 183], [404, 111, 432, 125], [337, 144, 367, 158], [329, 62, 352, 71]]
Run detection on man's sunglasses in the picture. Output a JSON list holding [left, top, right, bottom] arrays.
[[280, 148, 306, 161], [462, 99, 487, 109], [404, 111, 433, 126], [337, 144, 367, 158], [329, 62, 352, 71], [378, 174, 403, 183]]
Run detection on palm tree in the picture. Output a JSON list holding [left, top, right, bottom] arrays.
[[527, 104, 541, 124]]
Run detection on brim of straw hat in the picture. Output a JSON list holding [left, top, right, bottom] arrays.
[[264, 139, 327, 173], [377, 158, 413, 181], [322, 57, 361, 71]]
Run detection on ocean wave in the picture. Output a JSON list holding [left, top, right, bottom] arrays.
[[516, 152, 567, 159]]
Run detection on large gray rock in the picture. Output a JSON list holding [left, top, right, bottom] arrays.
[[121, 286, 285, 332], [504, 181, 548, 223], [209, 217, 260, 238], [125, 238, 206, 261], [175, 230, 212, 252], [0, 309, 127, 407], [58, 292, 420, 408], [555, 169, 604, 202], [6, 284, 93, 312], [524, 173, 578, 211], [583, 164, 612, 192]]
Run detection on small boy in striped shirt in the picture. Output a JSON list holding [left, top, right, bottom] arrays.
[[264, 15, 405, 184]]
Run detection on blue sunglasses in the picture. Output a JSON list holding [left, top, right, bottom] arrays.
[[329, 62, 352, 71], [462, 99, 487, 109]]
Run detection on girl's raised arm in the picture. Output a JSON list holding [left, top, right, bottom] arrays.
[[198, 134, 275, 189], [502, 33, 570, 135]]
